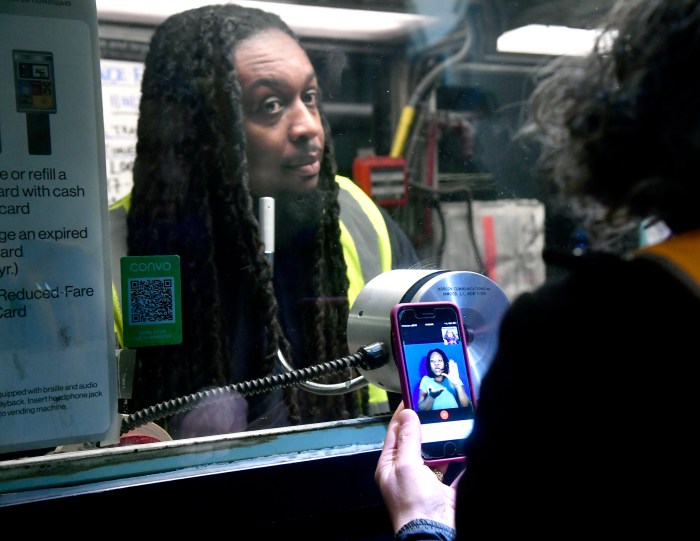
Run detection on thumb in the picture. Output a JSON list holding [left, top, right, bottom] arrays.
[[395, 408, 423, 466]]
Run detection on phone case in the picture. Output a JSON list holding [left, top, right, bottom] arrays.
[[390, 301, 474, 466]]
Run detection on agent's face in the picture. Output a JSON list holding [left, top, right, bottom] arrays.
[[430, 352, 445, 377], [235, 29, 325, 198]]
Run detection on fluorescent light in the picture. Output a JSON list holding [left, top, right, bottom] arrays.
[[95, 0, 439, 42], [497, 24, 603, 56]]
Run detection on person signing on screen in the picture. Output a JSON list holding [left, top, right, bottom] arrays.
[[417, 349, 470, 411]]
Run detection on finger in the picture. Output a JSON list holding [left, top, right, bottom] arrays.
[[380, 401, 405, 453], [375, 403, 407, 485], [394, 408, 424, 466]]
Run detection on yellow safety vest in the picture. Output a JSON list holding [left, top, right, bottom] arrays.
[[108, 193, 130, 350], [335, 175, 393, 306]]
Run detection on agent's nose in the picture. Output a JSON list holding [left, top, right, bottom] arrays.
[[288, 99, 322, 142]]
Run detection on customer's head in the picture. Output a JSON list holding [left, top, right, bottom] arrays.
[[527, 0, 700, 245]]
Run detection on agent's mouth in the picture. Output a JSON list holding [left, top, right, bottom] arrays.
[[286, 151, 319, 164], [285, 158, 320, 177], [283, 147, 322, 176]]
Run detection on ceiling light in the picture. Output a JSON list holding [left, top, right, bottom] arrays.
[[497, 24, 603, 56], [95, 0, 439, 42]]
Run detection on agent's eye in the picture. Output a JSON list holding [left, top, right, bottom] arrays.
[[302, 89, 318, 107], [262, 97, 283, 115]]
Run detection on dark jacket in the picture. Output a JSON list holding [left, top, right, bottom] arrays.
[[455, 238, 700, 537]]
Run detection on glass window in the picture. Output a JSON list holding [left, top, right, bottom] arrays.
[[1, 0, 616, 523]]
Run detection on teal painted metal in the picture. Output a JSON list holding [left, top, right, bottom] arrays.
[[0, 415, 390, 507]]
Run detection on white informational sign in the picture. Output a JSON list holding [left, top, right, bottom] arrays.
[[100, 58, 142, 205], [0, 1, 119, 453]]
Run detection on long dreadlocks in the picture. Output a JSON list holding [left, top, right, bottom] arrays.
[[127, 4, 357, 435]]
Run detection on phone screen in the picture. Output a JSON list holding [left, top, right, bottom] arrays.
[[392, 302, 475, 463]]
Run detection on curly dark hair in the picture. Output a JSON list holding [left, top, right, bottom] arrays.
[[127, 4, 356, 432], [526, 0, 700, 249]]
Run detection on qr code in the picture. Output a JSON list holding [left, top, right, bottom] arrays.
[[128, 277, 175, 324]]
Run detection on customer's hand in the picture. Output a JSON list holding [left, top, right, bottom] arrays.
[[375, 402, 458, 533]]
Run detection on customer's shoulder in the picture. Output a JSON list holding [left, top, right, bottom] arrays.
[[533, 248, 697, 312]]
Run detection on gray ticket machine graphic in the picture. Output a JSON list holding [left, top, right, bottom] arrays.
[[13, 49, 56, 155]]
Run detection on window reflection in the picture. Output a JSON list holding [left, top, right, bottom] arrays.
[[2, 0, 614, 504]]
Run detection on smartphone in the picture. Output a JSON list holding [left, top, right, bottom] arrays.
[[390, 301, 476, 465]]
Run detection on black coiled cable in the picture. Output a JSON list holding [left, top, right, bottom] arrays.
[[120, 342, 390, 435]]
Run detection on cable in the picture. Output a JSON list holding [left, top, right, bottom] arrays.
[[408, 182, 486, 274], [275, 348, 368, 395], [120, 341, 390, 435], [390, 25, 473, 157]]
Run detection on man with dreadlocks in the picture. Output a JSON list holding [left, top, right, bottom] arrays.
[[108, 4, 419, 439]]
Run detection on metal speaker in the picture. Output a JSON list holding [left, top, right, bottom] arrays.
[[347, 269, 510, 398]]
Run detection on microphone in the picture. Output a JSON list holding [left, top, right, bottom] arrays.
[[259, 197, 275, 270]]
